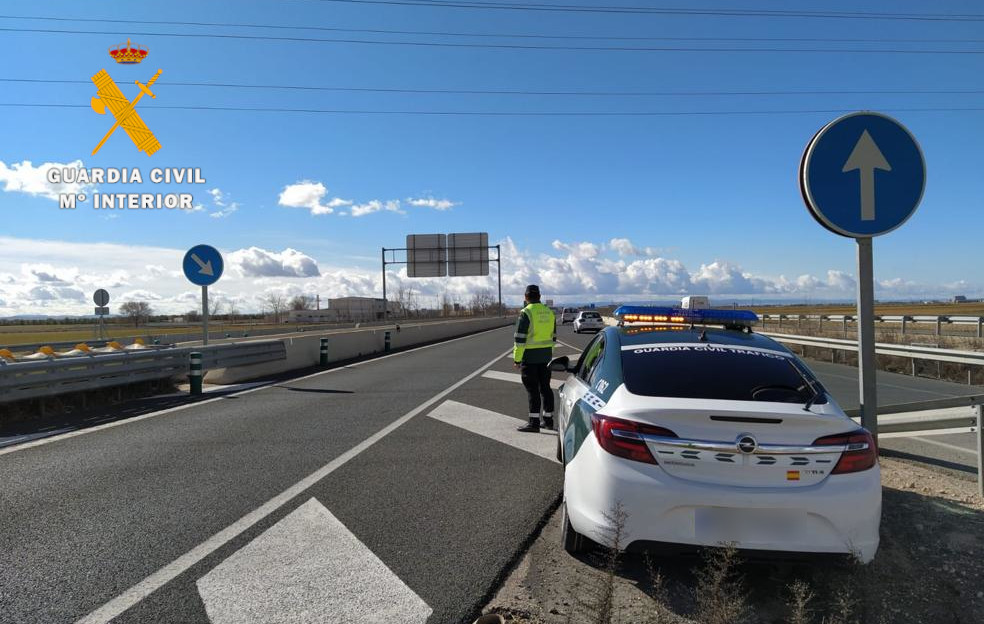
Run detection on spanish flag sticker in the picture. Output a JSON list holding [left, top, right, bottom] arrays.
[[786, 470, 801, 481]]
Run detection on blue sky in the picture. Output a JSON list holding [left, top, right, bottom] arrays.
[[0, 0, 982, 314]]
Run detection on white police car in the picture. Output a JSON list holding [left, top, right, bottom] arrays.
[[549, 306, 880, 562]]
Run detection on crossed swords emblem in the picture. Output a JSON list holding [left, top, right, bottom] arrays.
[[89, 68, 163, 156]]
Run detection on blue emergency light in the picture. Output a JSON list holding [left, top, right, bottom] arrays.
[[613, 305, 759, 328]]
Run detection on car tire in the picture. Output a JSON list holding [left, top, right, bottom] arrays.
[[562, 503, 587, 554]]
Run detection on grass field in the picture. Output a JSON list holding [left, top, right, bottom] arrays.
[[751, 302, 984, 317]]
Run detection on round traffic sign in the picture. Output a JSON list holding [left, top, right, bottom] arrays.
[[93, 289, 110, 306], [800, 111, 926, 238], [182, 244, 224, 286]]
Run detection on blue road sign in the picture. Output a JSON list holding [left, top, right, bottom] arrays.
[[800, 112, 925, 238], [183, 244, 224, 286]]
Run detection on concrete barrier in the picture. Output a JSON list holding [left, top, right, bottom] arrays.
[[203, 317, 513, 384]]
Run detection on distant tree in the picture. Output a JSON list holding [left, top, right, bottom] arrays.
[[469, 288, 497, 316], [263, 293, 288, 323], [119, 301, 153, 327], [290, 295, 314, 311], [185, 309, 202, 323]]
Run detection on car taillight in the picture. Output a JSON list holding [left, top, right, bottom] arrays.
[[813, 429, 877, 474], [590, 413, 676, 464]]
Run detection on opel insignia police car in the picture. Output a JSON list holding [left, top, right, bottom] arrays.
[[550, 306, 880, 562]]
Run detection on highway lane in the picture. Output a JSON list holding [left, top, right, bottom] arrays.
[[0, 326, 579, 624], [1, 323, 978, 624]]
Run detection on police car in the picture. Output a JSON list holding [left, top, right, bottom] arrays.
[[549, 306, 880, 562]]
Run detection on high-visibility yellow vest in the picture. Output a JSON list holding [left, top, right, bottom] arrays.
[[513, 302, 556, 363]]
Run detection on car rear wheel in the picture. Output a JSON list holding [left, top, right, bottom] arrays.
[[561, 503, 587, 554]]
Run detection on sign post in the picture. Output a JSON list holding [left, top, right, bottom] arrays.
[[182, 244, 224, 346], [93, 289, 110, 340], [800, 111, 926, 441]]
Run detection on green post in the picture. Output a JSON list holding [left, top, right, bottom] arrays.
[[384, 330, 391, 352], [189, 351, 203, 395], [320, 337, 329, 366]]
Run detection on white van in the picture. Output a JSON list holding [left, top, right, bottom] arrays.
[[680, 296, 709, 310], [561, 307, 579, 324]]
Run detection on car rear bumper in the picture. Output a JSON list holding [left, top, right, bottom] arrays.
[[564, 437, 881, 563]]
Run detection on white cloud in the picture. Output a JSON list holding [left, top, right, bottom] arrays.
[[278, 181, 352, 216], [0, 160, 95, 202], [351, 199, 404, 217], [210, 202, 239, 219], [208, 188, 226, 206], [0, 235, 976, 317], [406, 197, 458, 211], [228, 247, 321, 278]]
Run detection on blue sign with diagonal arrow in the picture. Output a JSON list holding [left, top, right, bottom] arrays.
[[183, 244, 224, 286], [800, 112, 926, 238]]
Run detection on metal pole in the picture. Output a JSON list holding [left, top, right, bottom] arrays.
[[202, 285, 209, 346], [857, 237, 878, 441], [496, 244, 503, 317], [381, 247, 387, 321]]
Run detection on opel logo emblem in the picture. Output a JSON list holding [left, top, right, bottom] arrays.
[[736, 434, 758, 454]]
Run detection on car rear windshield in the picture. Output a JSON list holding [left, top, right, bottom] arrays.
[[620, 344, 826, 403], [580, 312, 601, 319]]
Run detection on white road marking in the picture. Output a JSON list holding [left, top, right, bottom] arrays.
[[907, 436, 978, 456], [481, 370, 563, 389], [197, 498, 431, 624], [1, 325, 511, 458], [74, 348, 512, 624], [428, 399, 559, 463], [556, 339, 582, 352]]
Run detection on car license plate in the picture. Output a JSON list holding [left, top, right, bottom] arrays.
[[695, 507, 803, 542]]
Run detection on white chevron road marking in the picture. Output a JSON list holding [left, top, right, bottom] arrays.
[[197, 498, 431, 624], [428, 399, 559, 463]]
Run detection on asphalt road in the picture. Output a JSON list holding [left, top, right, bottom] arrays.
[[0, 324, 978, 624]]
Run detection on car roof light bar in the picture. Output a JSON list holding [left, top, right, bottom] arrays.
[[613, 305, 759, 328]]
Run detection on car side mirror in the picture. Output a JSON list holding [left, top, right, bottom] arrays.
[[548, 356, 572, 373]]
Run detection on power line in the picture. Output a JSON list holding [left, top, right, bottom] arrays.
[[3, 78, 982, 98], [3, 14, 983, 44], [3, 26, 983, 54], [304, 0, 984, 22], [3, 102, 982, 116]]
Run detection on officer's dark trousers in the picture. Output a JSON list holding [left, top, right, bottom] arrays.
[[520, 362, 555, 415]]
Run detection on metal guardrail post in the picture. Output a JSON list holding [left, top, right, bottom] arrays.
[[189, 351, 203, 395], [979, 317, 983, 339], [977, 404, 983, 499], [320, 337, 328, 366], [901, 316, 907, 336], [384, 330, 392, 352]]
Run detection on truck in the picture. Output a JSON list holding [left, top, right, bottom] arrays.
[[680, 296, 709, 310]]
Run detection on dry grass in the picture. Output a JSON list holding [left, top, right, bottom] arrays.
[[751, 302, 984, 317]]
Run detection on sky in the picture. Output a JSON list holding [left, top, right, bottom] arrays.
[[0, 0, 982, 316]]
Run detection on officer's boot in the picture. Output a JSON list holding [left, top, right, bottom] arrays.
[[542, 412, 554, 430], [516, 414, 540, 433]]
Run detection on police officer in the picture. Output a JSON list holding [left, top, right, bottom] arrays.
[[513, 284, 557, 433]]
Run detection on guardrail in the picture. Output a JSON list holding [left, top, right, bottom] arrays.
[[761, 313, 984, 337], [844, 395, 983, 497], [760, 331, 984, 384], [0, 340, 286, 405]]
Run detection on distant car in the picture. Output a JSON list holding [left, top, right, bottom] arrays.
[[561, 307, 579, 324], [550, 306, 881, 563], [573, 311, 604, 333]]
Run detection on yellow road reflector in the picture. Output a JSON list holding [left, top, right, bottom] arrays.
[[786, 470, 801, 481]]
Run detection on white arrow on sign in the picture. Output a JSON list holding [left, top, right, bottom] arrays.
[[842, 129, 892, 222], [191, 253, 214, 276], [196, 498, 432, 624]]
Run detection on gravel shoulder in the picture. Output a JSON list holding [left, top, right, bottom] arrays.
[[483, 457, 984, 624]]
